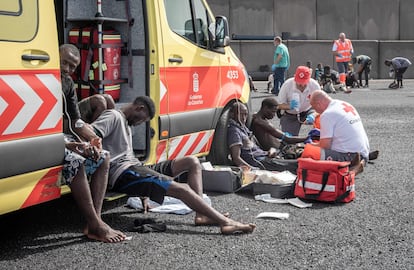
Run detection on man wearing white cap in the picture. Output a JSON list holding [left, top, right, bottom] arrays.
[[276, 66, 320, 136]]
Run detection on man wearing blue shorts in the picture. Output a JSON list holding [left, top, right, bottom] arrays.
[[91, 96, 256, 235]]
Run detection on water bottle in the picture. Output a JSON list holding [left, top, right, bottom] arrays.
[[292, 93, 300, 112]]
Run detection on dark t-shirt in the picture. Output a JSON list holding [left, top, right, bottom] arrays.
[[227, 119, 268, 167], [62, 76, 81, 134]]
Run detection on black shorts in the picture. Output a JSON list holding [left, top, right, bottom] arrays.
[[113, 160, 175, 204]]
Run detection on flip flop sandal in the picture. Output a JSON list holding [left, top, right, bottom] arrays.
[[133, 218, 156, 227], [131, 222, 167, 233]]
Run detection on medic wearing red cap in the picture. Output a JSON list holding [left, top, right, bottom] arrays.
[[276, 66, 320, 136]]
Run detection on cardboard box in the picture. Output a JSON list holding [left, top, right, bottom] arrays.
[[252, 182, 295, 199], [202, 167, 241, 193]]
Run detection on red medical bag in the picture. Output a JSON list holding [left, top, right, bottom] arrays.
[[294, 158, 355, 203], [69, 27, 123, 101]]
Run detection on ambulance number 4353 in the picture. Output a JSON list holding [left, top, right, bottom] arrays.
[[226, 70, 239, 79]]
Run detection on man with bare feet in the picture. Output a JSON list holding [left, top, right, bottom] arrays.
[[91, 96, 256, 234], [302, 90, 370, 174], [60, 44, 125, 242]]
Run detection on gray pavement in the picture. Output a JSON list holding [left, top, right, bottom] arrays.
[[0, 79, 413, 270]]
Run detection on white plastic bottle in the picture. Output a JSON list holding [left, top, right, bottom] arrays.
[[292, 93, 300, 112]]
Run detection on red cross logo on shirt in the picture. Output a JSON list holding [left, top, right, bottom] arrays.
[[342, 102, 356, 115]]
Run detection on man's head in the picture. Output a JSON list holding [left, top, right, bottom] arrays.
[[294, 66, 311, 91], [123, 96, 156, 126], [273, 36, 282, 46], [323, 65, 331, 75], [231, 102, 248, 125], [260, 97, 278, 120], [310, 90, 332, 114], [339, 32, 346, 42], [59, 44, 80, 78]]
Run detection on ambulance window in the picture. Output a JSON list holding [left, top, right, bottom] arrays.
[[193, 0, 210, 47], [0, 0, 38, 42], [164, 0, 210, 48]]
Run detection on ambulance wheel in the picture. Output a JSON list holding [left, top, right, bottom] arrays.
[[207, 105, 233, 166]]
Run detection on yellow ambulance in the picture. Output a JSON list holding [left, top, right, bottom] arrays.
[[0, 0, 250, 215]]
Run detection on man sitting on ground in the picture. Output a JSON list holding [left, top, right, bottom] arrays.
[[251, 97, 308, 159], [227, 102, 298, 173], [319, 65, 345, 93], [91, 96, 256, 235]]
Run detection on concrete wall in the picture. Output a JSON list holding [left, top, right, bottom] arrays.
[[209, 0, 414, 40], [231, 40, 414, 80], [209, 0, 414, 79]]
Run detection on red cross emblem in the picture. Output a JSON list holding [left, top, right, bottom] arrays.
[[342, 102, 356, 115]]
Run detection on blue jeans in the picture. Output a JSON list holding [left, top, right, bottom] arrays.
[[273, 67, 287, 95]]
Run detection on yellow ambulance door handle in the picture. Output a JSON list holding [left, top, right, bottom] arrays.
[[168, 55, 183, 63], [21, 50, 50, 67], [22, 54, 50, 62]]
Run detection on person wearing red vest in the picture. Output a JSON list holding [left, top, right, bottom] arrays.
[[332, 32, 354, 86]]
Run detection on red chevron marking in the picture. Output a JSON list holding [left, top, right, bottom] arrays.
[[23, 74, 58, 132], [0, 79, 24, 135]]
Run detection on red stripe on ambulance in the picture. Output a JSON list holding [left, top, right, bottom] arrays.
[[20, 166, 62, 209], [156, 130, 214, 162]]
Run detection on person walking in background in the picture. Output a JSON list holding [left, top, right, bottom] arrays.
[[384, 57, 412, 88], [332, 32, 353, 87], [353, 55, 372, 88], [271, 36, 290, 95]]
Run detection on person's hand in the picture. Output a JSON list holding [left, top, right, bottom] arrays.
[[90, 137, 102, 151], [271, 64, 277, 72], [70, 141, 100, 161], [290, 99, 299, 110], [305, 114, 315, 124], [337, 53, 342, 58], [268, 147, 277, 158]]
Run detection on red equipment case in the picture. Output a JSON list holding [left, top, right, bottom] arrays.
[[69, 27, 123, 101]]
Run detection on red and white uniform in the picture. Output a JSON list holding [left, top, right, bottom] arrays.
[[320, 99, 370, 159]]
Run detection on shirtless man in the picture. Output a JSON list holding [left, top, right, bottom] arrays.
[[251, 97, 307, 151], [78, 94, 115, 123]]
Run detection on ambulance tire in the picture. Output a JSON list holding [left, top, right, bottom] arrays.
[[207, 106, 233, 166]]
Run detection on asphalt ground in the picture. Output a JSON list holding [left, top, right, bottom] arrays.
[[0, 79, 413, 270]]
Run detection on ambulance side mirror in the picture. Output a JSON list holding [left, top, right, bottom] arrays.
[[214, 16, 230, 48]]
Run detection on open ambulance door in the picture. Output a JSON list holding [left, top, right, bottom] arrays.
[[157, 0, 221, 162], [0, 0, 64, 215]]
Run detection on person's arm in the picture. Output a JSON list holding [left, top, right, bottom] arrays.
[[253, 117, 306, 143], [332, 42, 341, 57], [349, 40, 354, 54], [274, 53, 282, 65], [314, 137, 332, 149], [229, 145, 253, 168], [73, 122, 101, 145]]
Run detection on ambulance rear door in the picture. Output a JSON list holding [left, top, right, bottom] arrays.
[[0, 0, 63, 214]]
